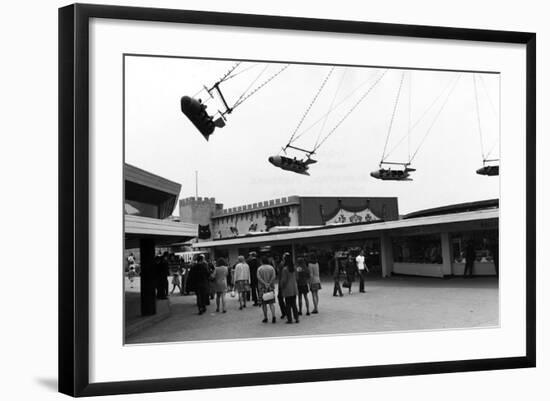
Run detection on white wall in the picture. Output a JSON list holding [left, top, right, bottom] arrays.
[[2, 1, 547, 401]]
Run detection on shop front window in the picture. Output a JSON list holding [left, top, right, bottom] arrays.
[[392, 234, 442, 264], [451, 231, 498, 263]]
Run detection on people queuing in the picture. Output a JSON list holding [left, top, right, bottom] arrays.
[[155, 248, 379, 324]]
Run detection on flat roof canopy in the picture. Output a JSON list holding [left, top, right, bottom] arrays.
[[193, 209, 499, 249], [125, 215, 197, 247]]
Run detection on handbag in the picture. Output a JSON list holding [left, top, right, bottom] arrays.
[[342, 280, 350, 289], [262, 290, 275, 302]]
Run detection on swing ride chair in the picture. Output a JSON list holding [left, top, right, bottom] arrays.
[[268, 145, 318, 176], [371, 162, 415, 181], [476, 159, 499, 176], [180, 62, 289, 141], [269, 67, 389, 176]]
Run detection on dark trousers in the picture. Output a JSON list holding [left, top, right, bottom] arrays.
[[248, 280, 259, 303], [157, 276, 168, 299], [464, 260, 474, 277], [278, 290, 286, 317], [196, 288, 209, 312], [358, 270, 365, 292], [284, 295, 299, 322], [333, 279, 343, 296]]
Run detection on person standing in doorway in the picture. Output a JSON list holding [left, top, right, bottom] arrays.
[[355, 250, 370, 293], [463, 240, 476, 278], [331, 253, 343, 297], [257, 256, 277, 323], [307, 253, 321, 313], [234, 255, 251, 310], [280, 253, 299, 324]]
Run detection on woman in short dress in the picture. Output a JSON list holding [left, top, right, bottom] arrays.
[[307, 253, 321, 314], [296, 257, 311, 316], [256, 255, 277, 323], [233, 255, 251, 310], [212, 258, 229, 313]]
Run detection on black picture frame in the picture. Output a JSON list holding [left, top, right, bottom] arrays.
[[59, 3, 536, 397]]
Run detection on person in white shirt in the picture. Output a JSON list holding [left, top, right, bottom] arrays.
[[355, 251, 369, 293]]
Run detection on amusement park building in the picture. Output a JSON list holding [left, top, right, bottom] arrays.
[[179, 195, 399, 240], [193, 199, 499, 279]]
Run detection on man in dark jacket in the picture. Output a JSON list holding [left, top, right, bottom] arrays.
[[247, 251, 260, 306], [187, 254, 211, 314], [463, 240, 476, 278]]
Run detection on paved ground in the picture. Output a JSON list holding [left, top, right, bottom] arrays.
[[125, 275, 499, 344]]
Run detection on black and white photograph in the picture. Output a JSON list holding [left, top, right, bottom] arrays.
[[123, 56, 501, 344]]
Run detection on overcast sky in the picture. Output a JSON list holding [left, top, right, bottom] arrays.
[[124, 56, 499, 215]]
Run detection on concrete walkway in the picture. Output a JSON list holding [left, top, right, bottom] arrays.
[[125, 275, 498, 344]]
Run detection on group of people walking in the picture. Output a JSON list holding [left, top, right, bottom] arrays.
[[332, 251, 370, 296], [185, 251, 323, 324]]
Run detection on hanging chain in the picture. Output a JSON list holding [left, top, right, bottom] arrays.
[[314, 69, 347, 150], [407, 71, 412, 163], [232, 65, 269, 110], [473, 74, 485, 160], [232, 64, 290, 109], [291, 72, 380, 143], [191, 62, 242, 99], [384, 73, 458, 161], [313, 69, 388, 152], [217, 62, 242, 84], [409, 74, 461, 162], [478, 74, 499, 159], [287, 67, 335, 146], [223, 63, 258, 82], [381, 71, 406, 163]]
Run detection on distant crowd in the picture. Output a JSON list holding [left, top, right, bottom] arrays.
[[127, 249, 372, 324]]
